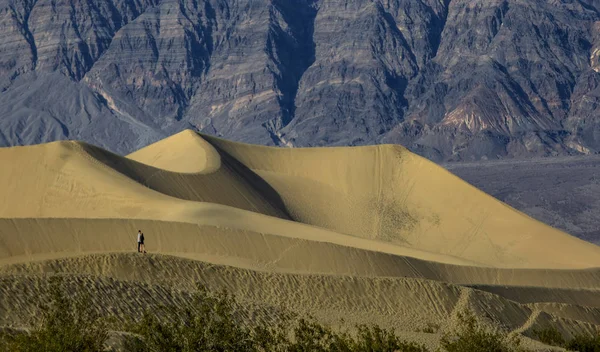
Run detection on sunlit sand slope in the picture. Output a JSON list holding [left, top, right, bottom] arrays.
[[127, 130, 221, 174]]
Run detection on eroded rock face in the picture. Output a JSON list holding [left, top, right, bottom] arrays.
[[2, 0, 600, 161]]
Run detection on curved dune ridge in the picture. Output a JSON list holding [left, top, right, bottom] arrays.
[[1, 130, 600, 349]]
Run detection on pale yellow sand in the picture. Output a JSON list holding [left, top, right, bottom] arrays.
[[1, 129, 600, 350]]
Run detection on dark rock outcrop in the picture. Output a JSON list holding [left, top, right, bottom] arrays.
[[2, 0, 600, 161]]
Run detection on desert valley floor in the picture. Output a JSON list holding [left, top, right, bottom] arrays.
[[0, 130, 599, 350]]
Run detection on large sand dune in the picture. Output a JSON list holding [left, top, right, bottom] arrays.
[[1, 130, 599, 350]]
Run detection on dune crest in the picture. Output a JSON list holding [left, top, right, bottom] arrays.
[[127, 129, 221, 174]]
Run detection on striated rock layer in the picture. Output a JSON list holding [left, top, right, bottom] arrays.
[[2, 0, 600, 161]]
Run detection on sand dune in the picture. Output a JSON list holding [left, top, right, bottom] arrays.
[[0, 129, 599, 349], [1, 130, 598, 268], [203, 134, 600, 268]]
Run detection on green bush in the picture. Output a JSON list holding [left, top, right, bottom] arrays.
[[128, 285, 255, 352], [419, 323, 440, 334], [286, 318, 352, 352], [565, 333, 600, 352], [352, 325, 428, 352], [533, 325, 565, 347], [126, 284, 429, 352], [439, 311, 524, 352], [2, 276, 108, 352], [0, 328, 18, 351]]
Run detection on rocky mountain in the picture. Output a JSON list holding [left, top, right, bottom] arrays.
[[2, 0, 600, 161]]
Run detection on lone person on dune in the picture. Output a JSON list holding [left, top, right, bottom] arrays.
[[140, 232, 146, 254], [137, 230, 142, 253]]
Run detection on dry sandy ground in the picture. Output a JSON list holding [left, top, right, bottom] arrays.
[[0, 130, 599, 350]]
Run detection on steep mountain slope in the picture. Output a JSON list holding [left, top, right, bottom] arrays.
[[2, 0, 600, 161]]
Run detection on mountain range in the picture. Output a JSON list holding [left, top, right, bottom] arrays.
[[2, 0, 600, 161]]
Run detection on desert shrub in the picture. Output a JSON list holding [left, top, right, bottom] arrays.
[[121, 334, 149, 352], [258, 319, 428, 352], [419, 322, 440, 334], [128, 285, 255, 352], [126, 284, 429, 352], [565, 333, 600, 352], [251, 324, 290, 352], [1, 276, 108, 352], [533, 325, 565, 347], [0, 328, 18, 351], [439, 311, 524, 352], [287, 318, 353, 351], [352, 325, 428, 352]]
